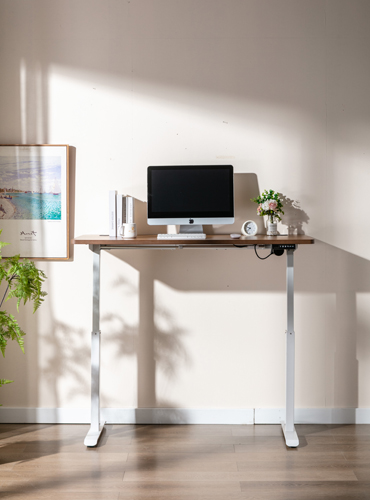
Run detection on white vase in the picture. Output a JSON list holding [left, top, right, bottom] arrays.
[[267, 217, 278, 235]]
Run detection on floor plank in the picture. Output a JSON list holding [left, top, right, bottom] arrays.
[[0, 424, 369, 499], [240, 481, 370, 500]]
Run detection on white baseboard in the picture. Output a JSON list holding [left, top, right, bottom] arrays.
[[0, 407, 369, 425], [0, 408, 89, 424], [102, 408, 254, 425], [0, 407, 254, 425], [255, 408, 370, 424]]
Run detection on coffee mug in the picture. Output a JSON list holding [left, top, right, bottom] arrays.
[[119, 223, 137, 238]]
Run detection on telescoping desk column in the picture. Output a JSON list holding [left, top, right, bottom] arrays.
[[73, 234, 314, 448]]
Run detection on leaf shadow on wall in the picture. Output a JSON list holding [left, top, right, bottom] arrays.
[[40, 320, 90, 405], [279, 193, 310, 235], [100, 272, 192, 409]]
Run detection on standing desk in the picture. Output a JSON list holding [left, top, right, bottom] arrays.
[[73, 234, 314, 448]]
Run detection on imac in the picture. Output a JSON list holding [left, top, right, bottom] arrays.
[[147, 165, 234, 239]]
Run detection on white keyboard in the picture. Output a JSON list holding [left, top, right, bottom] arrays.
[[157, 233, 207, 240]]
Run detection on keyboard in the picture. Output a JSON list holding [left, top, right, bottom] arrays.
[[157, 233, 207, 240]]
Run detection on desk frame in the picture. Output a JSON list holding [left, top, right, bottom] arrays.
[[73, 234, 314, 448]]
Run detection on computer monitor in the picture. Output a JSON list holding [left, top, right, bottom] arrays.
[[147, 165, 234, 234]]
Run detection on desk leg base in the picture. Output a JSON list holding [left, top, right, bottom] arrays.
[[84, 422, 106, 447], [282, 423, 299, 448]]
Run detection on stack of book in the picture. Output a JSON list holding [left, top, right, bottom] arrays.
[[109, 190, 134, 237]]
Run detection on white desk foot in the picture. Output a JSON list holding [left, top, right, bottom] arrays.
[[84, 422, 106, 447], [281, 423, 299, 448]]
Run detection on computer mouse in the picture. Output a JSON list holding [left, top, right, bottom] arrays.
[[230, 233, 241, 239]]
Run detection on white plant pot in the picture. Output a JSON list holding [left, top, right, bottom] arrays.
[[267, 219, 278, 235]]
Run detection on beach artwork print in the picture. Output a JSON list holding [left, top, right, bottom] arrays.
[[0, 156, 62, 220], [0, 145, 69, 260]]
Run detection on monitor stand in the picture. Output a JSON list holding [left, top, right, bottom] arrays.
[[179, 224, 204, 234]]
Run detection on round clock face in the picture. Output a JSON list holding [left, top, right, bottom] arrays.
[[242, 220, 258, 236]]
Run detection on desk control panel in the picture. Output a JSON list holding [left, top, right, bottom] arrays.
[[272, 244, 296, 256], [273, 243, 296, 250]]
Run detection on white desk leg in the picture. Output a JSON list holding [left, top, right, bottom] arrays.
[[282, 248, 299, 448], [84, 245, 105, 447]]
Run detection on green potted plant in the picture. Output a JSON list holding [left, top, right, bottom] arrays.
[[0, 230, 47, 392]]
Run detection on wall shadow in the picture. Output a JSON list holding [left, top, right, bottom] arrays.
[[97, 261, 191, 409], [40, 320, 89, 405], [278, 193, 310, 235], [207, 173, 263, 235], [107, 238, 370, 410], [67, 146, 76, 261], [134, 198, 162, 236]]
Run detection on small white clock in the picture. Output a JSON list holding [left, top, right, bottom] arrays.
[[241, 220, 258, 236]]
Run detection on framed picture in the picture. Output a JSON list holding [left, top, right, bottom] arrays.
[[0, 144, 69, 260]]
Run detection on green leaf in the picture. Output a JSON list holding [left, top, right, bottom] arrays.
[[0, 310, 26, 356], [0, 379, 13, 388], [0, 230, 47, 358], [0, 378, 13, 403], [0, 241, 10, 251]]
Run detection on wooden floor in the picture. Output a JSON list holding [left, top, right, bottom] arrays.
[[0, 423, 370, 499]]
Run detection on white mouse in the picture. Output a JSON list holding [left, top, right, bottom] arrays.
[[230, 233, 241, 239]]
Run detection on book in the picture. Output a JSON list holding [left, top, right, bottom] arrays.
[[126, 196, 134, 224], [118, 195, 134, 224], [117, 194, 126, 233], [109, 190, 117, 237]]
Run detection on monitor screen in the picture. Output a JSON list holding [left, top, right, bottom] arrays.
[[147, 165, 234, 225]]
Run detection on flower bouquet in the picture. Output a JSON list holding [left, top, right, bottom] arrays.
[[251, 190, 284, 235]]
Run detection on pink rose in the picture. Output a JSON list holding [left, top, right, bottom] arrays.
[[257, 204, 262, 213], [268, 200, 278, 211]]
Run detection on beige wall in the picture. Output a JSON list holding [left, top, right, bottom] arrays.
[[1, 0, 370, 412]]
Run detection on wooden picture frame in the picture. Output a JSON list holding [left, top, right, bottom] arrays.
[[0, 144, 69, 260]]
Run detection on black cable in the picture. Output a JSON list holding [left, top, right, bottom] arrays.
[[233, 244, 274, 260], [254, 245, 273, 260]]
